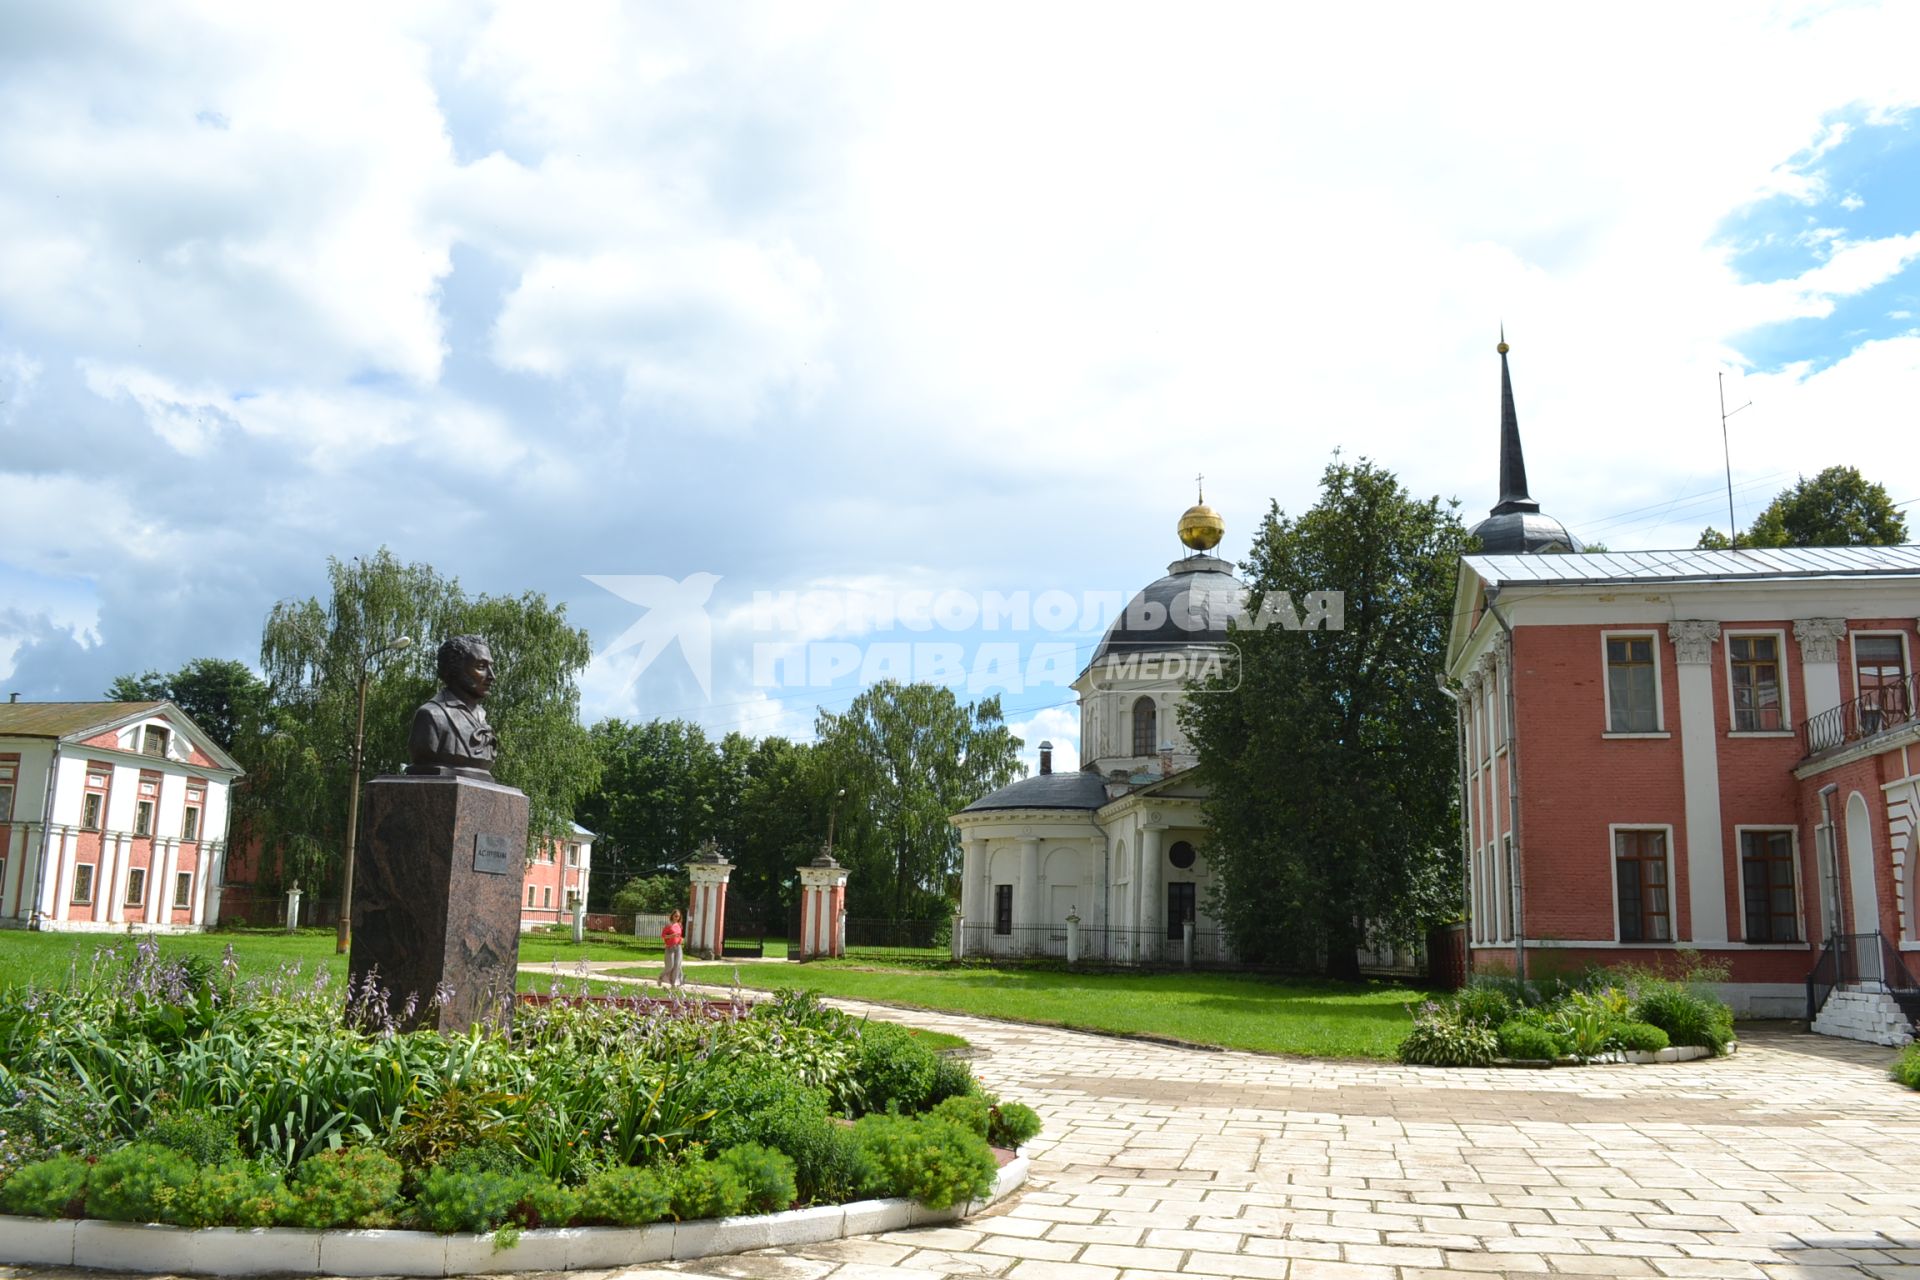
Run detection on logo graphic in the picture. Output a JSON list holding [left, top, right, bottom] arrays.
[[586, 573, 721, 696]]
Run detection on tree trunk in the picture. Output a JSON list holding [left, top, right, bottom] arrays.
[[1323, 916, 1364, 982]]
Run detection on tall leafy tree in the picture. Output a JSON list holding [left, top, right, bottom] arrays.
[[250, 549, 595, 896], [1185, 460, 1466, 979], [815, 681, 1023, 920], [576, 718, 724, 907], [106, 658, 270, 754], [1697, 465, 1907, 549], [721, 735, 834, 925]]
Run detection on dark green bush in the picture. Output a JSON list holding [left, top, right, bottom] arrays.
[[1893, 1044, 1920, 1090], [1396, 1004, 1497, 1067], [435, 1136, 530, 1178], [853, 1021, 940, 1115], [929, 1094, 993, 1141], [578, 1165, 671, 1227], [87, 1142, 198, 1224], [1452, 983, 1516, 1026], [0, 1154, 89, 1218], [989, 1102, 1041, 1149], [179, 1160, 285, 1228], [693, 1067, 854, 1204], [1634, 984, 1735, 1054], [671, 1157, 747, 1221], [414, 1167, 531, 1234], [513, 1177, 581, 1230], [149, 1108, 242, 1167], [851, 1113, 996, 1211], [926, 1054, 977, 1107], [715, 1143, 798, 1214], [1613, 1021, 1671, 1053], [281, 1147, 403, 1229], [1495, 1020, 1560, 1061]]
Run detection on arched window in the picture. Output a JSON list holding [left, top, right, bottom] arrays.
[[1132, 697, 1157, 757]]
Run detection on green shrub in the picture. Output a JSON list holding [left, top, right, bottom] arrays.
[[513, 1177, 581, 1230], [414, 1167, 532, 1234], [578, 1165, 671, 1227], [1613, 1021, 1671, 1053], [1634, 983, 1735, 1054], [0, 1154, 89, 1218], [1549, 1001, 1614, 1060], [281, 1147, 404, 1229], [926, 1054, 977, 1107], [851, 1113, 997, 1211], [149, 1108, 242, 1167], [1494, 1020, 1560, 1061], [87, 1142, 199, 1224], [1893, 1044, 1920, 1090], [1396, 1004, 1497, 1067], [853, 1021, 941, 1115], [714, 1143, 798, 1214], [1451, 983, 1516, 1026], [694, 1067, 855, 1204], [179, 1160, 285, 1228], [930, 1094, 1042, 1149], [671, 1156, 747, 1221], [435, 1137, 530, 1179]]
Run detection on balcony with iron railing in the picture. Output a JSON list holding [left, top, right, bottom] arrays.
[[1799, 673, 1917, 757]]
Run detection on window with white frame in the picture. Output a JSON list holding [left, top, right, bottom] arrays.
[[1498, 833, 1513, 941], [1613, 828, 1672, 942], [72, 863, 95, 905], [1728, 633, 1787, 732], [142, 726, 170, 758], [125, 867, 147, 907], [81, 793, 103, 830], [134, 801, 153, 837], [1605, 635, 1660, 733], [182, 807, 200, 841], [1740, 829, 1799, 942], [1853, 633, 1911, 733], [173, 871, 192, 910]]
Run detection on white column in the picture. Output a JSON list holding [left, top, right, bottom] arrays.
[[958, 837, 983, 929], [1015, 836, 1040, 943], [51, 830, 79, 922], [0, 825, 19, 918], [1139, 825, 1164, 960], [108, 835, 130, 923], [1671, 621, 1727, 943], [159, 839, 181, 925], [189, 848, 207, 927], [1796, 619, 1849, 727], [686, 855, 732, 958], [796, 857, 850, 959], [145, 839, 165, 922], [203, 843, 225, 928]]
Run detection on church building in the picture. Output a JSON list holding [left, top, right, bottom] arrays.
[[950, 494, 1242, 962]]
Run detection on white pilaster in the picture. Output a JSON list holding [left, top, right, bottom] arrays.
[[108, 834, 130, 923], [1796, 618, 1848, 723], [0, 825, 19, 918], [1671, 620, 1728, 943]]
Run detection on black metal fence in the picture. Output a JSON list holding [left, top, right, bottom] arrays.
[[957, 922, 1233, 966], [1802, 673, 1915, 755], [1806, 931, 1920, 1020]]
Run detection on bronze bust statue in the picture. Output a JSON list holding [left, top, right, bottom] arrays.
[[408, 635, 499, 778]]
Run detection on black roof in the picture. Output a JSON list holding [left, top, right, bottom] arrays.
[[1089, 555, 1246, 665], [960, 770, 1109, 813], [1469, 509, 1584, 554]]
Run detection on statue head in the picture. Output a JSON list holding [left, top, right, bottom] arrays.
[[437, 635, 495, 702]]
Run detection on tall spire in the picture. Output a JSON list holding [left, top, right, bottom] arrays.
[[1491, 327, 1539, 516]]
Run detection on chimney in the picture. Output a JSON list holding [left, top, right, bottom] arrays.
[[7, 692, 17, 703], [1159, 739, 1174, 777], [1038, 741, 1053, 776]]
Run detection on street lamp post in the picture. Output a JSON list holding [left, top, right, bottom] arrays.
[[337, 635, 414, 954], [824, 787, 847, 859]]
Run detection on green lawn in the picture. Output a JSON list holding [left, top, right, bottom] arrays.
[[677, 962, 1436, 1060]]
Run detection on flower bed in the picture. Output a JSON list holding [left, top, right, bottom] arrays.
[[0, 941, 1042, 1264], [1397, 959, 1738, 1068]]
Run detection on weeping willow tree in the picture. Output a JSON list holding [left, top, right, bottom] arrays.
[[244, 549, 598, 898]]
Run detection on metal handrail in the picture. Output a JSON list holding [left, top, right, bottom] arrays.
[[1802, 673, 1918, 756], [1805, 934, 1840, 1021]]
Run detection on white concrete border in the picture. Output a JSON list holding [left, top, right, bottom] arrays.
[[0, 1151, 1030, 1277]]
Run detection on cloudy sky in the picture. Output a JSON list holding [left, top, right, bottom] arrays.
[[3, 1, 1918, 772]]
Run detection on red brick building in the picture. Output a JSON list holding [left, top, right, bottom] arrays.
[[0, 701, 242, 932], [519, 822, 594, 931], [1446, 344, 1920, 1040]]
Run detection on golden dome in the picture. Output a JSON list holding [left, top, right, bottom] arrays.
[[1178, 502, 1225, 551]]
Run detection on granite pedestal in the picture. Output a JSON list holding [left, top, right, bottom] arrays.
[[349, 774, 528, 1033]]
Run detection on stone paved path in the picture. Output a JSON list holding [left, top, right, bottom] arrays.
[[656, 1005, 1920, 1280], [7, 1000, 1917, 1280]]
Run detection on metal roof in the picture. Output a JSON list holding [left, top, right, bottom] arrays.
[[959, 770, 1109, 814], [0, 701, 166, 739], [1089, 554, 1246, 665], [1466, 545, 1920, 588]]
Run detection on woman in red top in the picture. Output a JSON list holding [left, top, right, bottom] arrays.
[[661, 909, 685, 987]]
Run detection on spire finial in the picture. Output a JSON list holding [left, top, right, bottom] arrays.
[[1195, 471, 1205, 503], [1491, 330, 1538, 516], [1497, 323, 1509, 356]]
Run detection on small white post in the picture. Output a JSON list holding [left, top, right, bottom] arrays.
[[1183, 919, 1195, 968], [285, 886, 302, 933], [951, 911, 965, 961], [572, 898, 587, 943], [1066, 913, 1081, 965]]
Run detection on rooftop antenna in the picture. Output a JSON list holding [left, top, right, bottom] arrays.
[[1717, 372, 1753, 548]]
